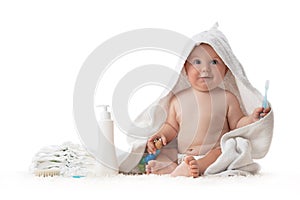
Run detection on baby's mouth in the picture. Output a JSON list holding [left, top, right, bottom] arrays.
[[198, 74, 212, 79]]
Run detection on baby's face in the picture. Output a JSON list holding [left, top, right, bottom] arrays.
[[185, 43, 228, 92]]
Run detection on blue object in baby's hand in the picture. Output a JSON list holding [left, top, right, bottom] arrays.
[[144, 150, 161, 164], [138, 138, 163, 173], [138, 149, 161, 173], [260, 80, 270, 119], [262, 80, 269, 109]]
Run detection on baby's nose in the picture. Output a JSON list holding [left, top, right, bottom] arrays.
[[200, 65, 210, 72]]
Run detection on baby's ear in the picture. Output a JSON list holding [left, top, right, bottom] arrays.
[[184, 61, 188, 74]]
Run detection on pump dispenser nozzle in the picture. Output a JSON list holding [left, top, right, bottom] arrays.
[[96, 105, 111, 120]]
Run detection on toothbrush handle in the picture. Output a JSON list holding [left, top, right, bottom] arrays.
[[262, 95, 268, 109]]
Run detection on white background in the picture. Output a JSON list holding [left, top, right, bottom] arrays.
[[1, 0, 299, 199]]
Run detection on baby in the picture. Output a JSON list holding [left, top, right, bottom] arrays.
[[146, 43, 271, 178]]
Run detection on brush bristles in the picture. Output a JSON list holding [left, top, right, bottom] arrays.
[[34, 169, 60, 177], [265, 80, 269, 89]]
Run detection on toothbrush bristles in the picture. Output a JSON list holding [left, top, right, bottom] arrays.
[[265, 80, 269, 89]]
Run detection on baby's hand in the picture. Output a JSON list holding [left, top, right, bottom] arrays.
[[252, 107, 271, 121], [147, 135, 167, 154]]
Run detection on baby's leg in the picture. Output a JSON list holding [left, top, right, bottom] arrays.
[[146, 148, 177, 175]]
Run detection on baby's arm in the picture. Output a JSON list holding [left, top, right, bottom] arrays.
[[236, 107, 271, 128], [147, 96, 179, 154], [227, 92, 271, 129]]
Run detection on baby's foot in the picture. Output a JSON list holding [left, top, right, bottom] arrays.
[[170, 156, 200, 178], [146, 160, 177, 175], [184, 156, 200, 178], [170, 161, 190, 177]]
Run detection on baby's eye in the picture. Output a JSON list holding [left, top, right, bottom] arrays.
[[211, 59, 218, 65], [193, 59, 201, 65]]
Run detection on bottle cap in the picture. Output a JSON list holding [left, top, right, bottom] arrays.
[[96, 105, 111, 120]]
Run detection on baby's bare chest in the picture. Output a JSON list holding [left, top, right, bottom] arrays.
[[176, 90, 228, 123]]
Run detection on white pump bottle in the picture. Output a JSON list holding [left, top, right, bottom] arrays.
[[94, 105, 118, 176]]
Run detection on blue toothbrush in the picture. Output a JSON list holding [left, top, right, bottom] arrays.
[[262, 80, 269, 109]]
